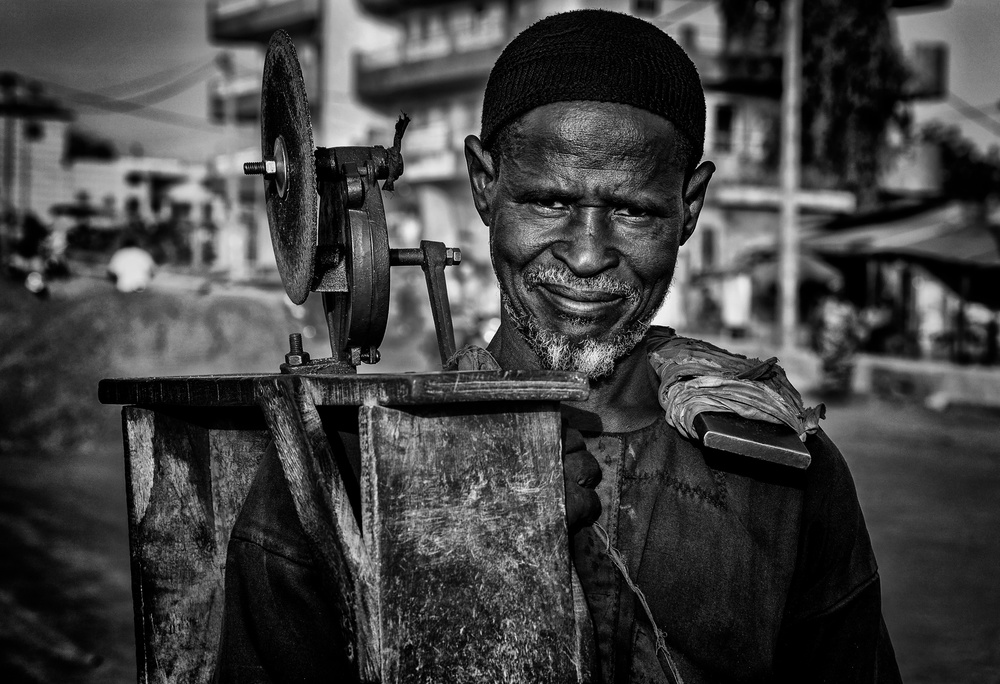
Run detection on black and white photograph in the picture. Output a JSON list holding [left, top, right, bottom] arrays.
[[2, 1, 999, 682]]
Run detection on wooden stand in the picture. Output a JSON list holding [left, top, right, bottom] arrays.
[[100, 371, 590, 683]]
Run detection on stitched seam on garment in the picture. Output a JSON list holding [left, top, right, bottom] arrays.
[[786, 570, 881, 624], [624, 472, 727, 510]]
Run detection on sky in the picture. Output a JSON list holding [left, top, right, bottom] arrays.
[[1, 0, 998, 164], [0, 0, 389, 162]]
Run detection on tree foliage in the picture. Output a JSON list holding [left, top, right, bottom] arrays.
[[718, 0, 911, 206], [921, 122, 1000, 202]]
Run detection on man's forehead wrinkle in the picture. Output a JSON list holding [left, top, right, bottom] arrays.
[[502, 136, 681, 204], [507, 102, 682, 175]]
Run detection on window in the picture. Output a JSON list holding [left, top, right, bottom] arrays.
[[632, 0, 659, 17], [713, 104, 734, 154], [701, 228, 717, 271]]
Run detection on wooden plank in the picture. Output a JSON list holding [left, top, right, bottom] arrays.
[[122, 407, 268, 684], [255, 377, 382, 681], [360, 404, 582, 683], [99, 371, 590, 408]]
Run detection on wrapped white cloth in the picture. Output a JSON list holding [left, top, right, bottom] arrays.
[[647, 327, 825, 442]]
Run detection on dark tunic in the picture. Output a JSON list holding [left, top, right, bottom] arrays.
[[214, 415, 900, 683], [572, 418, 897, 683]]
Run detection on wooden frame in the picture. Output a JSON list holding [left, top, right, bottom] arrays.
[[102, 371, 590, 683]]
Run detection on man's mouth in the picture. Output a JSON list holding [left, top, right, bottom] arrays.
[[522, 266, 641, 320], [536, 282, 626, 317]]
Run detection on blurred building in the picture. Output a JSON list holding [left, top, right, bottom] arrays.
[[353, 0, 949, 335], [206, 0, 954, 343], [0, 72, 218, 266]]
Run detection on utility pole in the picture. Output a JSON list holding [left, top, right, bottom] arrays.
[[321, 2, 337, 148], [1, 78, 16, 263], [217, 52, 244, 280], [779, 0, 802, 350]]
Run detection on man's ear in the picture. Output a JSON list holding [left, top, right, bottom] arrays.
[[679, 160, 715, 246], [464, 134, 498, 226]]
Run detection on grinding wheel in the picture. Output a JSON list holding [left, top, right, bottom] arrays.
[[260, 30, 318, 305]]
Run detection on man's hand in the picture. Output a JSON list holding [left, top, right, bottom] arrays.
[[563, 425, 601, 534]]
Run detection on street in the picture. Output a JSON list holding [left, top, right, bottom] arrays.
[[1, 276, 998, 683]]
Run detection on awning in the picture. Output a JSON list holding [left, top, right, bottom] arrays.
[[804, 202, 1000, 309], [700, 245, 844, 289]]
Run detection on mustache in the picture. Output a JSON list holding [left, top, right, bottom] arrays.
[[523, 266, 641, 304]]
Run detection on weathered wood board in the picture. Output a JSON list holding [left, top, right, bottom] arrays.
[[104, 372, 591, 684], [361, 404, 580, 683], [122, 407, 268, 684]]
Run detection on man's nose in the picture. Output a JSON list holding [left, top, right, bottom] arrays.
[[550, 208, 619, 277]]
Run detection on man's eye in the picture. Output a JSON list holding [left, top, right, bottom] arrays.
[[533, 199, 567, 212], [616, 207, 651, 218]]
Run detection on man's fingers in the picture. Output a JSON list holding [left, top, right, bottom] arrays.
[[564, 448, 601, 488], [565, 482, 602, 534]]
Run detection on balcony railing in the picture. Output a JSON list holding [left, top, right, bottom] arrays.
[[358, 0, 460, 18], [355, 41, 503, 105], [357, 20, 506, 70], [208, 0, 320, 43]]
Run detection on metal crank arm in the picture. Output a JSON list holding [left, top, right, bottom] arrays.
[[389, 241, 462, 367]]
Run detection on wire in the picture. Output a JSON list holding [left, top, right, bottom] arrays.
[[95, 58, 213, 98], [107, 63, 217, 106], [655, 0, 713, 28], [36, 77, 219, 131], [945, 91, 1000, 138]]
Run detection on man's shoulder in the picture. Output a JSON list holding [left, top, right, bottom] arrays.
[[644, 326, 825, 444]]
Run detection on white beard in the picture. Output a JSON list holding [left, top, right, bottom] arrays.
[[500, 266, 666, 379]]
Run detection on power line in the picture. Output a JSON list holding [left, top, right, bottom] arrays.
[[119, 63, 217, 106], [945, 91, 1000, 138], [655, 0, 713, 28], [95, 59, 213, 98], [36, 78, 219, 132]]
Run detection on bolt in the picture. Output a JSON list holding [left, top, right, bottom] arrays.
[[445, 248, 462, 266], [360, 347, 381, 364], [285, 333, 310, 366], [244, 159, 277, 176]]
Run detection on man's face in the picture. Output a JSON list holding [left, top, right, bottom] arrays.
[[466, 101, 712, 377]]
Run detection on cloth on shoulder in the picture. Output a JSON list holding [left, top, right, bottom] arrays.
[[646, 326, 826, 443], [444, 344, 502, 371]]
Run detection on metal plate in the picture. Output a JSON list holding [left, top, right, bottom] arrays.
[[261, 30, 318, 305], [693, 412, 812, 469]]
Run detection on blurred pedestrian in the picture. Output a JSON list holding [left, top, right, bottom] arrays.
[[811, 284, 863, 397], [107, 238, 156, 293]]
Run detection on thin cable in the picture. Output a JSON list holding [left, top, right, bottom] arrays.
[[945, 91, 1000, 138], [111, 63, 217, 106], [655, 0, 712, 28], [592, 522, 685, 684], [37, 78, 218, 131], [95, 58, 212, 97]]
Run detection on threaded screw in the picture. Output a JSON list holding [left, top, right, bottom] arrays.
[[284, 333, 309, 367], [244, 159, 277, 176]]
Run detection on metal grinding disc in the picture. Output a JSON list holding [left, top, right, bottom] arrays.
[[260, 30, 318, 305]]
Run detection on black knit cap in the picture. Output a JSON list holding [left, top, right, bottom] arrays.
[[481, 9, 706, 162]]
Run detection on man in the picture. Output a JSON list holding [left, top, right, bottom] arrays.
[[216, 9, 900, 683]]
